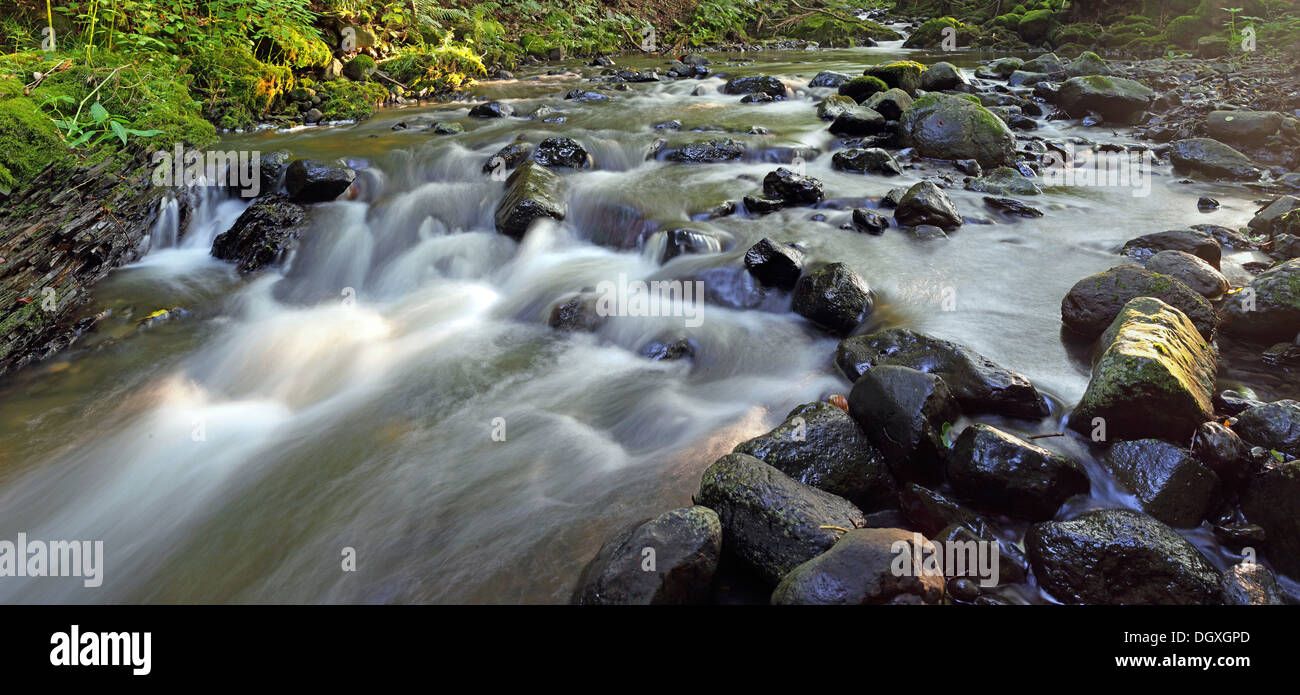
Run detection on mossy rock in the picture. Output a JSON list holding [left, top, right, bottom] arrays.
[[315, 80, 389, 121], [902, 17, 976, 49], [838, 75, 888, 104], [1223, 258, 1300, 341], [900, 93, 1017, 168], [789, 15, 903, 47], [190, 45, 292, 129], [343, 55, 377, 81], [1017, 9, 1057, 42], [1050, 23, 1100, 47], [0, 96, 66, 194], [862, 60, 928, 96], [1166, 15, 1208, 49], [993, 13, 1024, 29]]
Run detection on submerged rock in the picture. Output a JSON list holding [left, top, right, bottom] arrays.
[[964, 166, 1042, 196], [210, 194, 308, 273], [1067, 297, 1216, 443], [770, 528, 944, 605], [848, 365, 960, 484], [494, 162, 566, 240], [284, 159, 356, 203], [894, 181, 962, 230], [808, 70, 851, 88], [899, 93, 1017, 168], [1060, 264, 1218, 340], [791, 263, 873, 337], [733, 401, 895, 512], [947, 424, 1089, 521], [696, 453, 866, 584], [835, 328, 1049, 418], [468, 101, 514, 118], [482, 142, 533, 175], [1026, 509, 1221, 604], [1106, 439, 1221, 527], [721, 74, 789, 98], [572, 506, 721, 605]]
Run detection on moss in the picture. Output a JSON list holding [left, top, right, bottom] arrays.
[[1166, 15, 1206, 48], [315, 80, 388, 122], [1051, 23, 1100, 47], [788, 15, 902, 46], [994, 13, 1024, 29], [189, 45, 291, 130], [902, 17, 976, 48], [0, 95, 63, 194]]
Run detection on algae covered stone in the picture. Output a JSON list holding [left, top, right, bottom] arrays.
[[1222, 258, 1300, 340], [863, 60, 928, 96], [1067, 297, 1216, 443], [899, 93, 1017, 168], [1056, 75, 1154, 124]]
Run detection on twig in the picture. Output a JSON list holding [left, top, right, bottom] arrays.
[[819, 525, 852, 533], [1026, 432, 1065, 440]]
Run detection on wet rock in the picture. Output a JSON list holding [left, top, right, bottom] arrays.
[[899, 93, 1017, 168], [1060, 265, 1218, 340], [284, 159, 356, 203], [816, 94, 857, 120], [1120, 228, 1221, 268], [659, 228, 720, 263], [1216, 390, 1265, 416], [742, 196, 785, 214], [983, 57, 1023, 79], [863, 61, 926, 96], [1144, 250, 1228, 298], [851, 209, 889, 235], [1008, 70, 1052, 87], [696, 453, 866, 584], [954, 159, 981, 177], [898, 483, 983, 536], [468, 101, 514, 118], [861, 88, 913, 121], [210, 194, 308, 273], [572, 506, 721, 605], [894, 181, 961, 230], [1067, 297, 1216, 443], [533, 137, 592, 169], [482, 142, 533, 176], [932, 522, 1029, 585], [1106, 439, 1221, 527], [1240, 459, 1300, 577], [1026, 509, 1221, 604], [1207, 110, 1284, 148], [721, 74, 789, 98], [763, 168, 823, 206], [920, 62, 968, 92], [1168, 138, 1260, 181], [733, 401, 895, 512], [694, 266, 781, 311], [662, 139, 745, 164], [1246, 195, 1300, 235], [1065, 51, 1111, 77], [1191, 422, 1253, 491], [983, 196, 1043, 218], [742, 237, 804, 289], [831, 147, 902, 175], [548, 293, 603, 332], [257, 150, 293, 195], [808, 70, 850, 88], [965, 166, 1042, 196], [429, 122, 462, 134], [740, 92, 774, 104], [848, 365, 961, 484], [1197, 196, 1220, 211], [835, 327, 1049, 418], [909, 225, 947, 240], [828, 106, 888, 136], [1220, 562, 1286, 605], [564, 89, 609, 101], [494, 161, 566, 240], [948, 424, 1089, 520], [770, 528, 944, 605], [1263, 341, 1300, 365], [791, 262, 873, 336], [639, 336, 694, 361], [1056, 76, 1154, 125], [1190, 223, 1252, 250], [838, 75, 889, 104], [1223, 258, 1300, 340], [1232, 400, 1300, 459]]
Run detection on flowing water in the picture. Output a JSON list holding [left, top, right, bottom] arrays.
[[0, 44, 1294, 603]]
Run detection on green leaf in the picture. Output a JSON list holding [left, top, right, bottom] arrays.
[[110, 120, 129, 145], [89, 102, 109, 124], [69, 131, 93, 147]]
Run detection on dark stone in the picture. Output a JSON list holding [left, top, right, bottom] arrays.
[[742, 196, 786, 214], [792, 262, 874, 336], [832, 148, 902, 176], [733, 401, 896, 512], [1216, 390, 1264, 416], [210, 194, 308, 273], [639, 336, 694, 361], [662, 139, 745, 163], [1120, 229, 1221, 268], [828, 107, 888, 136], [947, 424, 1089, 520], [852, 209, 888, 235], [1060, 264, 1218, 340], [1223, 259, 1300, 341], [572, 506, 721, 605], [533, 137, 592, 169], [494, 161, 566, 240], [564, 89, 610, 101], [835, 327, 1049, 418], [983, 196, 1043, 218], [721, 74, 789, 98], [1191, 421, 1254, 490], [894, 181, 961, 230], [1240, 459, 1300, 578], [1106, 439, 1221, 527], [482, 142, 534, 176], [743, 237, 804, 289], [848, 365, 961, 484], [257, 150, 292, 195], [808, 70, 851, 88], [696, 453, 866, 584], [763, 167, 824, 206], [468, 101, 515, 118], [1144, 250, 1228, 298], [283, 159, 356, 203], [659, 228, 720, 263], [770, 528, 944, 605], [548, 293, 603, 332], [1168, 138, 1260, 180], [1232, 400, 1300, 459], [1220, 562, 1287, 605], [1026, 509, 1222, 604]]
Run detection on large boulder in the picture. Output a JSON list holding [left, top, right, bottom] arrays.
[[1067, 297, 1216, 443], [894, 181, 962, 230], [816, 94, 858, 120], [284, 159, 356, 203], [1016, 9, 1056, 42], [1060, 264, 1218, 340], [848, 365, 961, 484], [1026, 509, 1222, 604], [863, 60, 927, 96], [791, 262, 873, 337], [1106, 439, 1221, 527], [770, 528, 945, 605], [947, 424, 1089, 520], [1232, 400, 1300, 458], [919, 62, 969, 92], [1168, 138, 1260, 181], [210, 194, 308, 273], [1222, 258, 1300, 340], [1240, 459, 1300, 578], [1207, 110, 1285, 147], [494, 161, 566, 240], [696, 453, 866, 584], [742, 237, 804, 289], [571, 506, 721, 605], [835, 328, 1049, 418], [899, 93, 1017, 168], [1055, 75, 1154, 125], [1144, 250, 1228, 298], [733, 401, 896, 513]]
